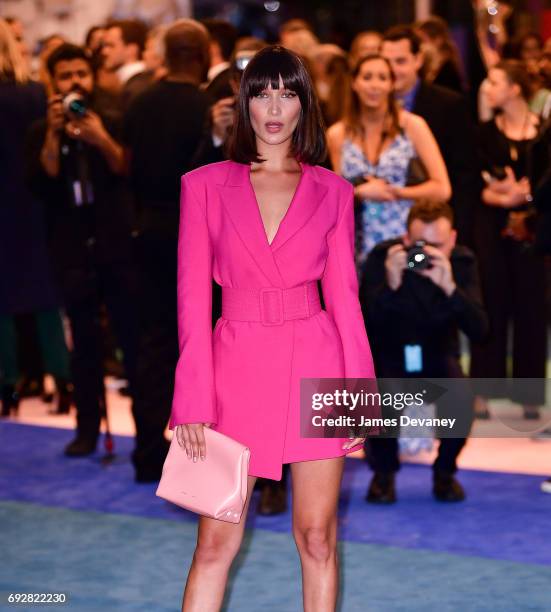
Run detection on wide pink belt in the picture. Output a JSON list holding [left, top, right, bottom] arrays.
[[221, 281, 322, 326]]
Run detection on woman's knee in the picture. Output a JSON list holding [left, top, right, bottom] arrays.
[[294, 524, 337, 564], [194, 531, 241, 567]]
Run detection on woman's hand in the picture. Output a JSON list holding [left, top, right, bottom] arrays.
[[342, 437, 366, 450], [505, 177, 532, 207], [483, 168, 532, 208], [354, 176, 396, 201], [175, 423, 212, 462], [486, 166, 517, 194]]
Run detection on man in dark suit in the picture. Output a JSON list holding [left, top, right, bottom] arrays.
[[360, 200, 488, 503], [102, 19, 150, 109], [201, 18, 238, 103], [121, 20, 212, 482], [382, 25, 481, 248]]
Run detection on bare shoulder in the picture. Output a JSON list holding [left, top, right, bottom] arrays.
[[400, 110, 430, 137], [326, 120, 346, 146]]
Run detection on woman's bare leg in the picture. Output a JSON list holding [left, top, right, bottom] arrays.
[[290, 457, 345, 612], [181, 475, 257, 612]]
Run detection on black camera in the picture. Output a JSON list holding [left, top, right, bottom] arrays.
[[406, 240, 432, 271], [230, 51, 255, 84], [233, 52, 254, 74]]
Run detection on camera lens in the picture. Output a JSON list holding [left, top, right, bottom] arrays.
[[407, 241, 431, 271], [63, 92, 87, 118], [408, 251, 427, 268]]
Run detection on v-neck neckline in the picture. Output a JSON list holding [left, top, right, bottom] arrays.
[[247, 161, 306, 248], [349, 136, 399, 168]]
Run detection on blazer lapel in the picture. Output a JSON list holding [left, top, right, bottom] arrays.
[[216, 161, 283, 286], [216, 161, 328, 286], [269, 164, 328, 252]]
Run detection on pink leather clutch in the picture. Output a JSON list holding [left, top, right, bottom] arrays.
[[156, 427, 250, 523]]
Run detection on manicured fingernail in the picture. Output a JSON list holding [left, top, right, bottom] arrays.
[[193, 456, 197, 463]]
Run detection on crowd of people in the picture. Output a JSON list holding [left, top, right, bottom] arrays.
[[1, 9, 551, 508]]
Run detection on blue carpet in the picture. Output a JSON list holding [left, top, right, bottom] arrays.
[[2, 501, 551, 612], [1, 421, 550, 567]]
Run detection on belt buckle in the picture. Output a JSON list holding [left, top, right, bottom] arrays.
[[259, 287, 284, 326]]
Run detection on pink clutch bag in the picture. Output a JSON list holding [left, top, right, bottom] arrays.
[[156, 427, 250, 523]]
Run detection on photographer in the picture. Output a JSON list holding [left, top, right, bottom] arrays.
[[192, 39, 267, 168], [360, 200, 488, 503], [25, 43, 139, 459]]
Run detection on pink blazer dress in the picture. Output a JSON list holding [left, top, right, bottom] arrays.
[[169, 159, 377, 480]]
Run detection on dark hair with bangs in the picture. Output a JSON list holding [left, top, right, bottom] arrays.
[[226, 45, 327, 165]]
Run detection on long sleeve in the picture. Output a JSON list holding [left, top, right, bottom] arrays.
[[321, 182, 376, 379], [359, 241, 411, 329], [23, 120, 58, 201], [169, 175, 216, 429], [400, 252, 488, 344]]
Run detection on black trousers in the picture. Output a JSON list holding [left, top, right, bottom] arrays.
[[365, 437, 468, 475], [131, 219, 179, 473], [470, 233, 547, 405], [365, 368, 475, 475], [63, 259, 139, 440]]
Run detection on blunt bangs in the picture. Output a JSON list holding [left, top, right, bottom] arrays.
[[227, 45, 327, 165], [242, 47, 307, 101]]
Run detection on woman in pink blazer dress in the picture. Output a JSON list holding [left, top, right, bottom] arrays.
[[169, 45, 376, 611]]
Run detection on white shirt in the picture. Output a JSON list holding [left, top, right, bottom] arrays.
[[117, 61, 146, 85], [207, 61, 230, 83]]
